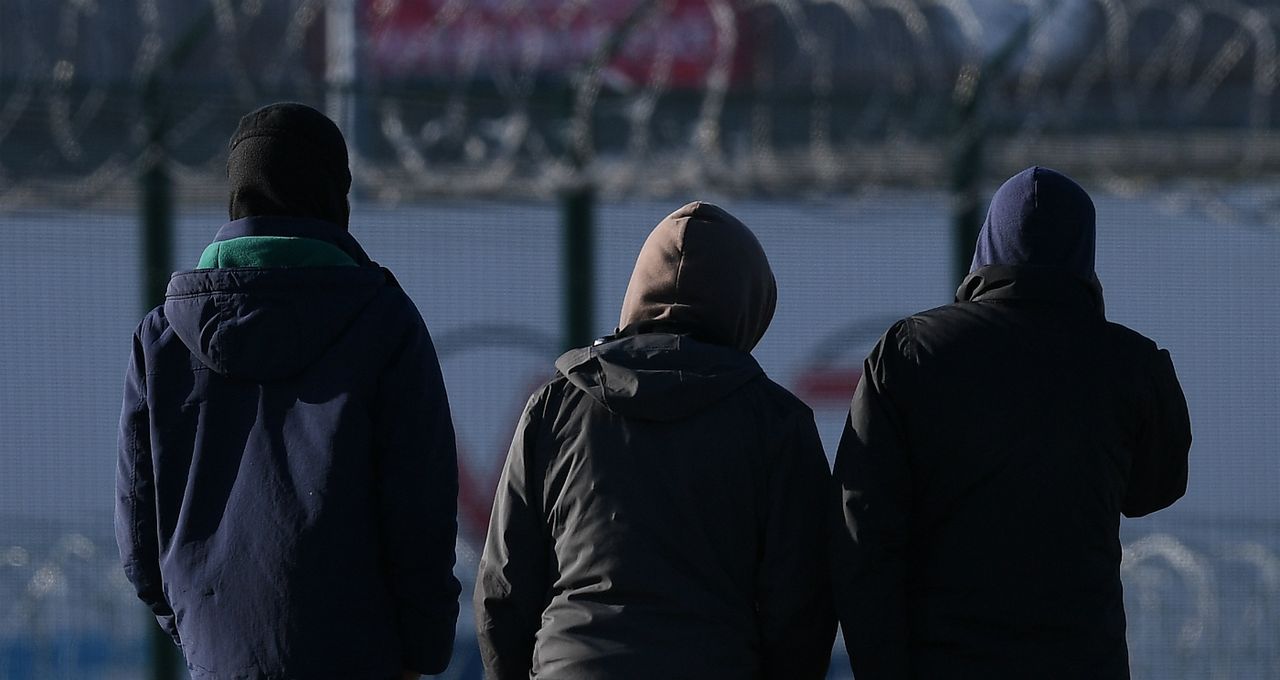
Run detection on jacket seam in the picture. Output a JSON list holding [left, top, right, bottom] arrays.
[[672, 220, 688, 310], [165, 279, 370, 299], [901, 316, 920, 365], [127, 365, 149, 571], [532, 381, 558, 523], [591, 346, 612, 413]]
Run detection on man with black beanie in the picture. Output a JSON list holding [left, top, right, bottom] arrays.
[[115, 102, 461, 680]]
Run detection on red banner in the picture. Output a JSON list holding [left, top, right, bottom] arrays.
[[363, 0, 748, 88]]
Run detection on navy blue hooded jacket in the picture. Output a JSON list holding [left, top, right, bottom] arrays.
[[832, 167, 1191, 679], [115, 216, 461, 679]]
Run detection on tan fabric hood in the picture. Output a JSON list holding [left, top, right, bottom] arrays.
[[617, 202, 777, 352]]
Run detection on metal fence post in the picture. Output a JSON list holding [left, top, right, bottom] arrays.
[[557, 0, 659, 350], [137, 8, 217, 679], [562, 185, 596, 350], [950, 108, 986, 288], [139, 87, 181, 680], [141, 127, 172, 312], [948, 13, 1042, 287]]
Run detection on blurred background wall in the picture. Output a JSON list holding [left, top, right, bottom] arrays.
[[1, 1, 1277, 677]]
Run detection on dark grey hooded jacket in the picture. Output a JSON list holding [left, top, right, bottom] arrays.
[[474, 202, 836, 679], [831, 167, 1192, 679]]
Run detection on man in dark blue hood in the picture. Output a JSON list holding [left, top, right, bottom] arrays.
[[831, 167, 1191, 678], [970, 165, 1097, 278], [115, 102, 461, 680]]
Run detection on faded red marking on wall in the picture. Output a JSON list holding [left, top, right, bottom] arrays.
[[795, 368, 862, 406]]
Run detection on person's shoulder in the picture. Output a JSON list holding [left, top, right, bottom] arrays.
[[859, 310, 940, 365], [534, 371, 572, 403], [906, 300, 982, 332], [134, 304, 172, 347], [907, 301, 959, 320], [1100, 319, 1164, 358], [733, 373, 816, 431], [737, 377, 826, 461], [515, 372, 576, 431], [366, 272, 417, 313], [894, 300, 1015, 356], [1102, 319, 1158, 345], [358, 270, 435, 337]]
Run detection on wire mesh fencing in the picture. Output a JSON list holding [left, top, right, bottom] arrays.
[[1, 1, 1279, 678]]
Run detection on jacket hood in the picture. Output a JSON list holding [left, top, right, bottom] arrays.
[[165, 267, 385, 381], [957, 264, 1104, 317], [554, 333, 763, 421], [617, 202, 777, 353], [164, 217, 384, 381], [970, 166, 1096, 279]]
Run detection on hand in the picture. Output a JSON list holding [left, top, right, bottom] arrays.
[[401, 672, 420, 680]]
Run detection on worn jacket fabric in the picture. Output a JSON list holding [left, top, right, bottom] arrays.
[[832, 265, 1191, 679], [476, 202, 834, 679], [475, 333, 835, 680], [115, 216, 461, 679]]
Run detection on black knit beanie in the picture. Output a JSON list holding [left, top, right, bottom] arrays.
[[227, 102, 352, 229]]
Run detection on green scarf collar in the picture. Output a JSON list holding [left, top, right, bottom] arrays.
[[196, 236, 357, 269]]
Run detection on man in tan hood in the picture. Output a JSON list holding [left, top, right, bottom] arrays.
[[475, 202, 836, 679], [616, 201, 778, 352]]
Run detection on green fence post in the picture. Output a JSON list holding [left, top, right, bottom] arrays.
[[139, 101, 182, 680], [137, 8, 218, 679], [557, 0, 659, 350], [951, 114, 985, 287], [948, 14, 1042, 287], [562, 184, 596, 350], [141, 135, 172, 311], [139, 71, 181, 680]]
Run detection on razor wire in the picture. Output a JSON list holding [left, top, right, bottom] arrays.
[[1, 0, 1279, 208]]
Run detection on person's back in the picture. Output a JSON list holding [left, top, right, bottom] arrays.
[[115, 103, 461, 679], [832, 167, 1191, 679], [475, 202, 836, 680]]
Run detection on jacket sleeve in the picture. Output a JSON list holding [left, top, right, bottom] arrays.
[[757, 409, 837, 680], [114, 322, 180, 645], [830, 322, 914, 679], [373, 307, 462, 675], [1123, 347, 1192, 518], [474, 387, 551, 680]]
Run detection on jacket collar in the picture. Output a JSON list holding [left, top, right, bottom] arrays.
[[957, 265, 1105, 317], [213, 216, 372, 266]]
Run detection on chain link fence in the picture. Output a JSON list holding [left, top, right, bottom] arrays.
[[2, 1, 1278, 678]]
